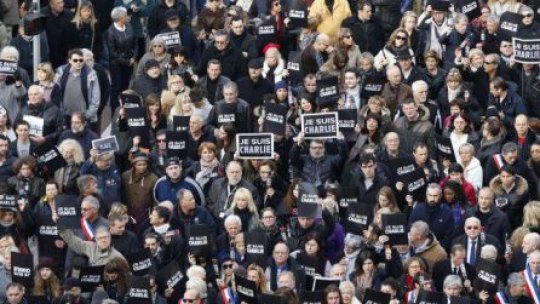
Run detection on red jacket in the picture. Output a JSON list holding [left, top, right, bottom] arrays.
[[439, 176, 477, 205]]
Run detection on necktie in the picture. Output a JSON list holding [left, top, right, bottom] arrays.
[[470, 240, 477, 265], [453, 267, 458, 275], [536, 275, 540, 289]]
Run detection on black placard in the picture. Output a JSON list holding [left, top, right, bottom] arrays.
[[287, 51, 302, 84], [11, 252, 33, 287], [188, 224, 211, 257], [128, 249, 154, 276], [360, 72, 386, 99], [258, 293, 287, 304], [33, 143, 67, 173], [245, 229, 269, 267], [416, 290, 445, 304], [474, 258, 501, 296], [402, 167, 427, 201], [0, 195, 17, 212], [316, 76, 339, 107], [499, 12, 521, 41], [156, 261, 184, 291], [236, 133, 274, 159], [79, 265, 104, 292], [363, 289, 391, 304], [298, 182, 318, 217], [338, 109, 358, 142], [55, 194, 80, 230], [513, 37, 540, 64], [299, 291, 323, 304], [126, 276, 152, 304], [382, 213, 408, 245], [389, 157, 416, 180], [338, 187, 358, 217], [156, 31, 181, 50], [0, 59, 17, 75], [263, 103, 288, 136], [125, 107, 150, 148], [345, 202, 371, 232], [236, 275, 258, 304], [435, 134, 456, 162], [287, 0, 308, 28], [92, 136, 119, 155], [171, 115, 190, 132], [450, 296, 471, 304], [257, 19, 278, 48], [455, 0, 481, 19], [120, 93, 141, 108], [296, 253, 319, 276], [166, 131, 188, 159], [312, 276, 340, 291], [301, 112, 339, 139], [216, 103, 237, 126]]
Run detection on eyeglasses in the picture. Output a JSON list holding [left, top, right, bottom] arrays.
[[310, 146, 324, 150], [157, 139, 166, 142], [71, 58, 84, 63], [361, 164, 374, 168], [483, 61, 496, 65], [465, 226, 480, 230], [273, 2, 281, 6], [81, 207, 94, 212], [183, 299, 196, 303], [262, 216, 275, 219], [396, 36, 408, 41], [222, 263, 234, 269], [215, 40, 227, 45]]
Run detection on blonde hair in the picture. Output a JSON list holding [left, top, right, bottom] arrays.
[[399, 11, 418, 28], [37, 62, 55, 82], [468, 48, 485, 60], [231, 188, 258, 213], [72, 1, 98, 29], [247, 264, 267, 291], [510, 226, 530, 249], [523, 201, 540, 228], [161, 90, 177, 116], [58, 139, 85, 164]]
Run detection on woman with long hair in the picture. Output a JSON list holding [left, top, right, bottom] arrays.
[[247, 264, 268, 292], [167, 46, 195, 81], [103, 257, 130, 302], [69, 1, 100, 56], [291, 232, 332, 276], [437, 68, 482, 125], [444, 112, 480, 163], [34, 63, 61, 106], [32, 260, 62, 302], [281, 179, 301, 225], [216, 124, 237, 167], [337, 28, 361, 70], [144, 94, 167, 140], [7, 156, 44, 208], [54, 139, 84, 195], [224, 188, 260, 232], [374, 186, 401, 215], [374, 28, 415, 71], [324, 285, 343, 304], [400, 11, 424, 64]]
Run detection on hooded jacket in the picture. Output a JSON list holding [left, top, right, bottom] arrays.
[[411, 233, 447, 271]]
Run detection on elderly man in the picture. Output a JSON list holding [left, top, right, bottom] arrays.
[[265, 242, 305, 291], [466, 187, 511, 246], [410, 80, 441, 130], [496, 273, 534, 304], [441, 275, 471, 303], [216, 214, 242, 261], [451, 217, 501, 266], [523, 250, 540, 301], [17, 85, 63, 145], [4, 283, 26, 304], [199, 30, 247, 81], [505, 114, 539, 162], [409, 183, 454, 249], [82, 48, 110, 121], [176, 189, 217, 239], [207, 82, 252, 133], [409, 221, 447, 270], [300, 34, 332, 76], [380, 65, 412, 116], [57, 112, 99, 158], [207, 161, 258, 220], [509, 232, 540, 273], [187, 114, 216, 160]]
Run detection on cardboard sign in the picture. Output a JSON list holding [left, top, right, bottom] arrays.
[[299, 291, 323, 304], [236, 133, 274, 159], [360, 72, 386, 99], [216, 103, 237, 126], [287, 0, 308, 28], [316, 76, 339, 107], [296, 253, 319, 276], [80, 265, 104, 292], [171, 115, 190, 132], [156, 31, 181, 50], [301, 112, 339, 139], [120, 93, 141, 108], [338, 187, 358, 218], [474, 258, 501, 295], [33, 143, 67, 173], [455, 0, 481, 19], [338, 109, 358, 142], [363, 289, 391, 304], [166, 131, 188, 159], [263, 103, 288, 136], [382, 213, 408, 245], [435, 134, 456, 162], [345, 202, 371, 232], [128, 249, 154, 276], [126, 276, 152, 304], [513, 38, 540, 64], [389, 157, 416, 180], [125, 107, 150, 148], [298, 182, 319, 217], [236, 275, 258, 304], [92, 136, 119, 155], [245, 229, 269, 268], [23, 115, 44, 137], [287, 51, 302, 84], [0, 195, 17, 212], [188, 224, 211, 257], [0, 59, 17, 75], [402, 167, 427, 202], [55, 194, 81, 230], [259, 293, 287, 304], [257, 19, 278, 48], [416, 290, 445, 304], [156, 261, 184, 291], [499, 12, 521, 40], [11, 252, 33, 287]]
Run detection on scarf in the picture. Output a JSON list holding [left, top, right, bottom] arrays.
[[196, 159, 220, 188], [153, 223, 170, 235], [447, 86, 461, 104]]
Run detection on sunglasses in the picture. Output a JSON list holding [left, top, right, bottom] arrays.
[[396, 36, 408, 41], [222, 264, 234, 269], [157, 139, 166, 142], [273, 2, 281, 6], [72, 58, 84, 63]]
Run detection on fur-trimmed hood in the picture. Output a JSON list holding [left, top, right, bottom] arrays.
[[489, 175, 529, 196]]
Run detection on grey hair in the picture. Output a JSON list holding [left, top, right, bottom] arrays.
[[464, 217, 481, 227], [82, 195, 100, 211], [459, 143, 475, 154], [412, 80, 428, 92], [148, 36, 166, 52], [502, 142, 518, 154], [519, 5, 534, 15], [28, 84, 44, 95], [339, 280, 356, 292], [359, 52, 374, 64], [426, 183, 442, 195], [453, 13, 469, 24], [81, 48, 94, 58], [0, 46, 19, 61], [443, 275, 463, 289], [110, 6, 128, 21], [507, 272, 525, 287], [186, 278, 207, 298], [486, 14, 500, 25], [177, 188, 194, 202], [187, 265, 206, 280], [480, 244, 498, 260], [223, 81, 238, 93], [77, 174, 97, 193], [411, 221, 430, 238], [524, 232, 540, 249], [95, 226, 111, 237], [224, 214, 242, 227], [344, 233, 362, 249]]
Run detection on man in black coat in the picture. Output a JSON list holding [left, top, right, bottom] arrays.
[[207, 82, 252, 134], [131, 59, 167, 100], [484, 142, 535, 191], [341, 0, 385, 55], [199, 30, 247, 81], [41, 0, 74, 68], [109, 214, 140, 257], [451, 217, 502, 264], [348, 153, 389, 214], [432, 244, 476, 292], [236, 58, 273, 116]]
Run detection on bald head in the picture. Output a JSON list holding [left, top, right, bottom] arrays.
[[314, 34, 330, 52]]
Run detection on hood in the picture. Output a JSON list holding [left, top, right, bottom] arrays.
[[417, 104, 430, 122], [414, 233, 440, 254], [359, 104, 391, 118], [489, 175, 529, 196]]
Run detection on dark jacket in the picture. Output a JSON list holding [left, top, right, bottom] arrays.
[[236, 76, 274, 108], [197, 75, 230, 105], [476, 133, 503, 165], [41, 6, 74, 68], [207, 99, 252, 133], [340, 15, 385, 55], [16, 101, 63, 144], [505, 129, 539, 162], [466, 205, 511, 246], [199, 44, 247, 81], [7, 175, 44, 208], [159, 25, 201, 65], [300, 44, 327, 76], [207, 177, 259, 220], [230, 31, 258, 60], [57, 127, 100, 159], [489, 175, 530, 230], [107, 23, 138, 66], [408, 202, 455, 249], [487, 91, 527, 128], [371, 0, 401, 35], [10, 33, 50, 75], [432, 259, 476, 292], [80, 161, 122, 209], [131, 74, 167, 100], [147, 0, 189, 38], [176, 205, 218, 239], [111, 230, 140, 256], [439, 29, 476, 69]]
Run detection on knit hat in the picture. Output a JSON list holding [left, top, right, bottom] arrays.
[[37, 257, 54, 270], [164, 9, 179, 20], [274, 81, 287, 91], [62, 277, 81, 291], [248, 57, 264, 69], [144, 59, 161, 72], [165, 157, 182, 168], [262, 43, 280, 55]]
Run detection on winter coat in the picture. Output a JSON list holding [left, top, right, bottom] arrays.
[[380, 82, 412, 116], [476, 133, 503, 165], [10, 34, 50, 74], [392, 105, 435, 156], [374, 47, 415, 71], [465, 205, 511, 246], [53, 163, 81, 195], [341, 15, 385, 54], [7, 175, 44, 208], [122, 169, 158, 226], [408, 202, 455, 249], [153, 175, 206, 206], [199, 44, 247, 81], [80, 161, 122, 209], [487, 91, 527, 128], [147, 0, 189, 38], [459, 157, 483, 191], [206, 177, 259, 219], [198, 7, 226, 32], [439, 176, 476, 205], [262, 59, 287, 85], [136, 52, 171, 77], [371, 0, 401, 34], [106, 23, 138, 67], [57, 127, 100, 159], [196, 75, 230, 105], [0, 82, 26, 125], [411, 233, 448, 271], [308, 0, 351, 43], [59, 229, 126, 265], [489, 174, 529, 230], [131, 74, 167, 100], [207, 99, 252, 133], [55, 64, 101, 122], [16, 101, 63, 144], [41, 6, 74, 68]]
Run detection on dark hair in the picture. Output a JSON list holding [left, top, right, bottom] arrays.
[[357, 0, 373, 10], [361, 113, 381, 137], [413, 142, 428, 152], [355, 249, 379, 275], [344, 68, 357, 77], [491, 77, 508, 91], [152, 206, 172, 223], [68, 49, 83, 59], [190, 86, 207, 102], [13, 156, 37, 173], [483, 119, 501, 137], [359, 152, 376, 165], [207, 59, 221, 68], [443, 180, 468, 206], [448, 112, 472, 134], [381, 277, 400, 293], [500, 164, 517, 175], [0, 134, 8, 143], [448, 163, 464, 174], [324, 285, 342, 304], [14, 119, 30, 130]]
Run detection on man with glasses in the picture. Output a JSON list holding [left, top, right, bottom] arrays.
[[341, 0, 384, 54], [56, 48, 101, 130], [199, 29, 247, 81], [451, 217, 501, 268], [58, 112, 99, 159], [81, 150, 121, 211], [517, 6, 540, 39], [499, 40, 515, 66], [264, 242, 305, 291]]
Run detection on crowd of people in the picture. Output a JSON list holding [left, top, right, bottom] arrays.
[[0, 0, 538, 302]]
